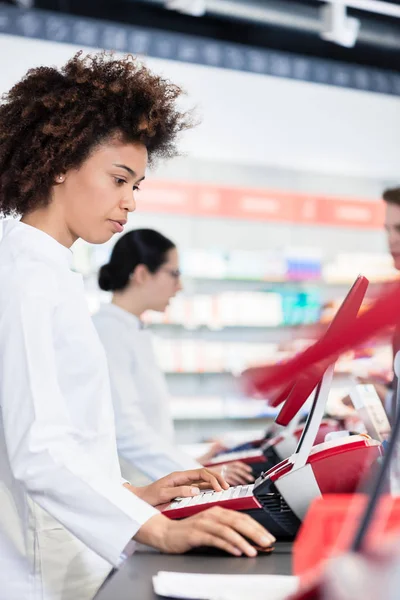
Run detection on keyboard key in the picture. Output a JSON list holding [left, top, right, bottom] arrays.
[[191, 495, 206, 505], [169, 497, 192, 509], [217, 489, 230, 500], [167, 484, 255, 511], [239, 485, 252, 497], [231, 486, 244, 499], [245, 484, 254, 496], [212, 491, 226, 502], [202, 493, 217, 504]]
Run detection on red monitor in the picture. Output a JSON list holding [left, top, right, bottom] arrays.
[[275, 275, 369, 426]]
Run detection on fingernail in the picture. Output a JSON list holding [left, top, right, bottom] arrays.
[[191, 487, 200, 495], [248, 547, 257, 557], [233, 548, 242, 556], [260, 536, 273, 546]]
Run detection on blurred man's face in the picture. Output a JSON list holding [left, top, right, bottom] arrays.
[[384, 202, 400, 271]]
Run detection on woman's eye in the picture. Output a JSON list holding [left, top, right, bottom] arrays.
[[133, 185, 141, 192], [114, 177, 126, 186]]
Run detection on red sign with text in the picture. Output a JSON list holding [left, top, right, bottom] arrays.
[[137, 180, 384, 229]]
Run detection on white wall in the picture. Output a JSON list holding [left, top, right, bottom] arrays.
[[0, 34, 399, 180]]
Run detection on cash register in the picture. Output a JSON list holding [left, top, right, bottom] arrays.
[[160, 276, 382, 539], [205, 414, 341, 477], [289, 352, 400, 600]]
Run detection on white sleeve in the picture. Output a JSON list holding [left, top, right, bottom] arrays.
[[96, 323, 201, 480], [0, 278, 158, 568], [385, 388, 394, 418]]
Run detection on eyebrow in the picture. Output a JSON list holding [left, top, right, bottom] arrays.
[[113, 163, 144, 180]]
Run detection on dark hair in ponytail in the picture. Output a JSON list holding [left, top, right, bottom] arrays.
[[98, 229, 176, 292]]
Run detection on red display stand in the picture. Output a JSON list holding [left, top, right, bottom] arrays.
[[293, 494, 400, 577]]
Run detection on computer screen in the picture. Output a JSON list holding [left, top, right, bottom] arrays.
[[276, 275, 369, 426]]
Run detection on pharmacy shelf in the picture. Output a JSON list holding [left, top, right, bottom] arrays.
[[184, 276, 389, 285], [175, 276, 387, 294], [165, 371, 234, 376], [84, 270, 384, 292], [148, 322, 321, 344], [173, 417, 274, 444], [176, 279, 362, 303], [172, 414, 276, 421], [184, 276, 328, 286], [148, 323, 315, 331]]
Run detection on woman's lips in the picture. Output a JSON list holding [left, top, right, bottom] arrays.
[[109, 220, 126, 233]]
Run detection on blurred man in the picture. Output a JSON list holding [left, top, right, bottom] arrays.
[[384, 187, 400, 272], [357, 187, 400, 408], [340, 187, 400, 417], [382, 187, 400, 419]]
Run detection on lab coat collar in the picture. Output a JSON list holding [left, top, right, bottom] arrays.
[[99, 303, 144, 330], [2, 219, 73, 269]]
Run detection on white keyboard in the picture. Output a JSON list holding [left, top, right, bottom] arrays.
[[168, 484, 255, 510]]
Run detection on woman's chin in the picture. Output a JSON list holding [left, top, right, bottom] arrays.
[[81, 230, 114, 245], [151, 303, 169, 313]]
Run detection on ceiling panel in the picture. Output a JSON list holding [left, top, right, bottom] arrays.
[[14, 0, 400, 70]]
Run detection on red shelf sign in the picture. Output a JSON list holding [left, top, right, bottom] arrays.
[[137, 180, 384, 229]]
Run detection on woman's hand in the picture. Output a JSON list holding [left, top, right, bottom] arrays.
[[134, 507, 276, 557], [197, 441, 227, 463], [210, 462, 255, 486], [126, 468, 229, 506]]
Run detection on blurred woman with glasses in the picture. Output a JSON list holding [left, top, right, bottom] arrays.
[[93, 229, 254, 487]]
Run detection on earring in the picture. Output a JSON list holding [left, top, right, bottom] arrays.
[[57, 175, 64, 182]]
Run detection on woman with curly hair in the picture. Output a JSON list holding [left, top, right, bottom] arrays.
[[0, 52, 274, 600]]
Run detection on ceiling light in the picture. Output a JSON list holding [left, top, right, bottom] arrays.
[[320, 2, 360, 47], [165, 0, 206, 17]]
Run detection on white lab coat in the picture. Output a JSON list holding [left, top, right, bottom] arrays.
[[93, 304, 200, 484], [0, 220, 158, 600]]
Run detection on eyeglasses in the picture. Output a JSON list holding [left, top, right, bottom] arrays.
[[160, 267, 181, 280]]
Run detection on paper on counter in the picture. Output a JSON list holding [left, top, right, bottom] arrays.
[[153, 571, 298, 600]]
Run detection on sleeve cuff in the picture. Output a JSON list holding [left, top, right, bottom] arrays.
[[118, 538, 137, 567], [117, 501, 159, 567]]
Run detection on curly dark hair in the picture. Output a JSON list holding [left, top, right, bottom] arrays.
[[0, 51, 192, 216]]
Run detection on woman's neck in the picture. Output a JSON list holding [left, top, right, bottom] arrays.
[[21, 206, 76, 249], [111, 292, 146, 319]]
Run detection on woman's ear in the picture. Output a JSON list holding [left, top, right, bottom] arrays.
[[54, 174, 66, 184], [130, 264, 149, 286]]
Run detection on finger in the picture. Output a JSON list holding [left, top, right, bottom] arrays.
[[182, 475, 226, 492], [215, 508, 276, 548], [201, 467, 229, 491], [190, 531, 245, 557], [196, 481, 223, 490], [227, 464, 255, 482], [160, 485, 201, 503], [209, 442, 226, 455], [224, 473, 244, 486], [231, 461, 254, 474], [195, 478, 247, 489], [225, 473, 244, 487], [166, 469, 228, 492], [198, 520, 257, 558], [242, 472, 256, 483], [222, 469, 248, 486]]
